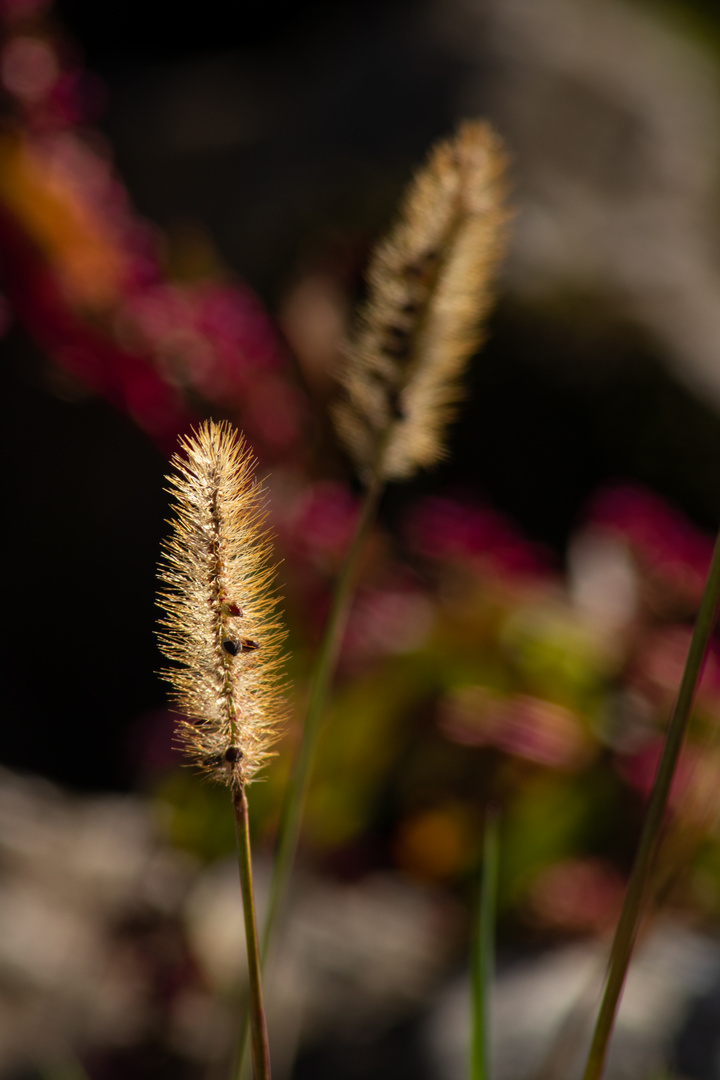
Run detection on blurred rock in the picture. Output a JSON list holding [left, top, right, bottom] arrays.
[[102, 0, 720, 415], [437, 0, 720, 409], [0, 767, 455, 1078], [0, 768, 204, 1072], [184, 858, 455, 1077], [427, 919, 720, 1080]]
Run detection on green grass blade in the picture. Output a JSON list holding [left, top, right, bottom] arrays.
[[261, 472, 384, 961], [471, 807, 499, 1080], [233, 785, 271, 1080], [582, 528, 720, 1080], [234, 474, 384, 1079], [40, 1058, 91, 1080]]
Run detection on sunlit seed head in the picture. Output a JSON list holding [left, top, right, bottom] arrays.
[[156, 420, 288, 786]]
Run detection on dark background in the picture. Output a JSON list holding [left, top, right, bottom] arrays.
[[6, 0, 720, 790]]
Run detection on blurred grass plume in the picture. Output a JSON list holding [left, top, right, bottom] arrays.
[[333, 120, 510, 482]]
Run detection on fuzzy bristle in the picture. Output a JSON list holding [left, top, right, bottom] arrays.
[[157, 421, 287, 786], [333, 120, 510, 482]]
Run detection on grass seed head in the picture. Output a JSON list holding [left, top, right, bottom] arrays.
[[157, 420, 287, 787], [334, 120, 510, 482]]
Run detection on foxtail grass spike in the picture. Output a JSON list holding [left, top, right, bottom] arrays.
[[157, 419, 285, 1080], [258, 119, 510, 974], [239, 121, 510, 1080], [157, 419, 288, 786], [333, 120, 509, 483]]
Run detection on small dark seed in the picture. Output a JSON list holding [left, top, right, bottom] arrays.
[[387, 389, 405, 420], [384, 337, 410, 359], [225, 602, 242, 617], [240, 639, 259, 653], [369, 368, 399, 390], [405, 249, 438, 277], [222, 639, 240, 656], [225, 746, 243, 763]]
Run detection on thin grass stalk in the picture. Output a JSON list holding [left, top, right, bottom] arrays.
[[471, 808, 499, 1080], [256, 123, 507, 964], [238, 120, 509, 1077], [261, 471, 384, 960], [531, 955, 606, 1080], [582, 528, 720, 1080], [40, 1056, 92, 1080], [534, 727, 720, 1080], [232, 474, 384, 1078], [233, 785, 272, 1080], [261, 123, 507, 957]]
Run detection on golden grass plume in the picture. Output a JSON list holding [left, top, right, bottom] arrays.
[[333, 120, 510, 482], [157, 421, 287, 786]]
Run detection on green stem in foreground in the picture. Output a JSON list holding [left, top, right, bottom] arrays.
[[233, 785, 271, 1080], [582, 529, 720, 1080], [40, 1057, 92, 1080], [260, 471, 384, 961], [234, 473, 386, 1080], [471, 808, 499, 1080], [235, 471, 384, 1080]]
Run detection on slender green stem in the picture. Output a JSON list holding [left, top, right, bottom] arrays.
[[233, 785, 271, 1080], [582, 528, 720, 1080], [471, 808, 499, 1080], [260, 471, 384, 960], [234, 472, 385, 1080], [40, 1056, 91, 1080]]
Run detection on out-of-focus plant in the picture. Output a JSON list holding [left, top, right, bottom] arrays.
[[220, 118, 510, 1080], [0, 0, 307, 459], [582, 528, 720, 1079], [154, 469, 720, 1075], [260, 119, 511, 969]]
